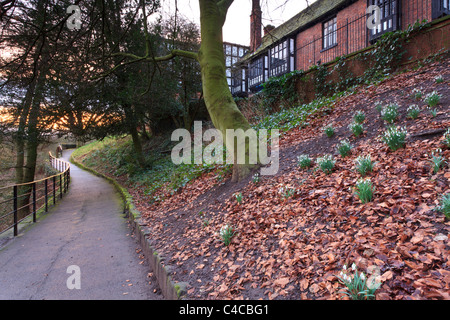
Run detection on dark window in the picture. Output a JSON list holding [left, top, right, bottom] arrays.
[[223, 43, 249, 91], [432, 0, 450, 19], [368, 0, 400, 41], [231, 67, 247, 95], [323, 17, 337, 49], [248, 56, 265, 88], [269, 38, 295, 78]]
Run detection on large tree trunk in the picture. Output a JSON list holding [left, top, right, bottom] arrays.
[[198, 0, 256, 181]]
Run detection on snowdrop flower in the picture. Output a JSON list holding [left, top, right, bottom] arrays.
[[351, 263, 357, 271], [361, 272, 365, 281]]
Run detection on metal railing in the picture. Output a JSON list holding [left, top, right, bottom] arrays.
[[0, 153, 70, 236]]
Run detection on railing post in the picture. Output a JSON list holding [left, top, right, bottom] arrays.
[[32, 182, 36, 223], [60, 174, 63, 199], [346, 18, 349, 55], [45, 178, 48, 212], [53, 176, 56, 205], [13, 185, 18, 236]]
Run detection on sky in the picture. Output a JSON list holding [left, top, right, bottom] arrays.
[[157, 0, 316, 46]]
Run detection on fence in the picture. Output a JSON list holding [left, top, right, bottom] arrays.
[[296, 0, 437, 71], [0, 153, 70, 237]]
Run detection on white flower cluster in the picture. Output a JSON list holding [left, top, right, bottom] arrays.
[[278, 184, 296, 198], [316, 154, 335, 166], [380, 104, 399, 123], [407, 104, 419, 112], [219, 224, 233, 238], [382, 125, 407, 140], [339, 263, 366, 283], [297, 154, 312, 168]]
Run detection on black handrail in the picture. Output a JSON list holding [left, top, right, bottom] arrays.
[[0, 152, 71, 236]]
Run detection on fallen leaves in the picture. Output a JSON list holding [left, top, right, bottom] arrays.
[[120, 59, 450, 300]]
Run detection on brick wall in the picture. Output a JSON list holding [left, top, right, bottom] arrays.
[[294, 0, 436, 71], [402, 0, 433, 28], [295, 0, 368, 70]]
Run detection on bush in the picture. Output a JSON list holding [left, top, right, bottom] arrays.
[[323, 125, 335, 138], [278, 184, 296, 199], [407, 105, 420, 119], [218, 224, 236, 246], [297, 154, 313, 169], [317, 154, 335, 174], [380, 104, 399, 123], [443, 128, 450, 148], [355, 155, 375, 176], [348, 121, 364, 137], [354, 178, 374, 204], [436, 194, 450, 219], [423, 90, 441, 108], [430, 149, 446, 174], [337, 139, 353, 157], [337, 263, 380, 300], [411, 88, 423, 100], [353, 110, 366, 124], [381, 125, 407, 151]]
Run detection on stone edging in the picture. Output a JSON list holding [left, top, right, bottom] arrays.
[[70, 154, 188, 300]]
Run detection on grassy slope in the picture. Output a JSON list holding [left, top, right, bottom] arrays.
[[72, 58, 450, 300]]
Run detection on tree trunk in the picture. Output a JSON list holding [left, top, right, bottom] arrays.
[[198, 0, 256, 181], [130, 124, 146, 168], [14, 75, 37, 184]]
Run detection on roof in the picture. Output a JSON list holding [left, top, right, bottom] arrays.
[[241, 0, 357, 63]]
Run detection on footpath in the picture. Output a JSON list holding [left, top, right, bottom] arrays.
[[0, 150, 162, 300]]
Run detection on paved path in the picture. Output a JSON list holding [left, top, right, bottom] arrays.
[[0, 150, 162, 300]]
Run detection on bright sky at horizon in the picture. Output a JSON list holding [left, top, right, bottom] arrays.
[[157, 0, 317, 46]]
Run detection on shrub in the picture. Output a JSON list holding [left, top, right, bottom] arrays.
[[423, 90, 441, 108], [317, 154, 335, 174], [411, 88, 423, 100], [355, 155, 375, 176], [381, 125, 407, 151], [297, 154, 313, 169], [428, 107, 438, 118], [337, 263, 380, 300], [407, 105, 420, 119], [324, 125, 335, 138], [443, 128, 450, 148], [353, 110, 366, 124], [218, 224, 236, 246], [374, 101, 383, 113], [430, 149, 446, 174], [235, 192, 243, 204], [354, 178, 374, 204], [436, 194, 450, 219], [380, 104, 399, 123], [337, 139, 353, 157], [278, 184, 296, 199], [348, 121, 364, 137]]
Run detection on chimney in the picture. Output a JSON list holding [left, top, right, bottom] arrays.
[[250, 0, 262, 52]]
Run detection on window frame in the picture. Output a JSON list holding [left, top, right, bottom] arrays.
[[367, 0, 400, 42], [432, 0, 450, 19], [268, 37, 295, 78], [322, 16, 337, 50]]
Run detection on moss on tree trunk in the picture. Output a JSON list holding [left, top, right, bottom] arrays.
[[198, 0, 257, 181]]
